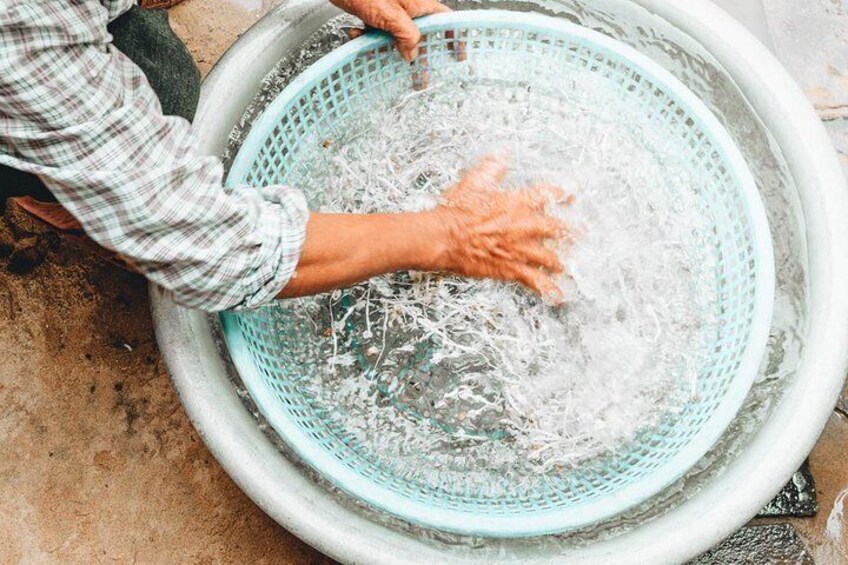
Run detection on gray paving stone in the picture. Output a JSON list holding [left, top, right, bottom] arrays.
[[757, 460, 818, 517], [690, 524, 814, 564]]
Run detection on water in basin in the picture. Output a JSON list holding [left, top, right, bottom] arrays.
[[222, 0, 807, 545]]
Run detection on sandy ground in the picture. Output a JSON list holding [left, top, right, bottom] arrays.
[[0, 214, 330, 563], [0, 0, 846, 563], [0, 3, 329, 562], [168, 0, 281, 76]]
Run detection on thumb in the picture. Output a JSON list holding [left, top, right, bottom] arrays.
[[383, 6, 421, 61], [347, 27, 366, 39]]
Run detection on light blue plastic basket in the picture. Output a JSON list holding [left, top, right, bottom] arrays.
[[220, 10, 774, 537]]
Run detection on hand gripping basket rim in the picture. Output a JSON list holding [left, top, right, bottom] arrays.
[[221, 10, 775, 537]]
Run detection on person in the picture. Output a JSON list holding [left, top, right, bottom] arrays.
[[0, 0, 568, 311]]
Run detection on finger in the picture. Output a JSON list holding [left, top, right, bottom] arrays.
[[509, 265, 565, 305], [411, 64, 429, 90], [401, 0, 465, 63], [491, 242, 567, 273], [445, 28, 467, 62], [381, 5, 421, 61], [534, 185, 577, 207], [347, 27, 366, 40], [538, 275, 566, 305], [515, 244, 564, 273], [411, 36, 429, 90], [511, 216, 570, 241], [520, 183, 566, 210]]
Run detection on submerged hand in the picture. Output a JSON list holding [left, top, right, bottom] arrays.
[[331, 0, 450, 61], [279, 156, 571, 303], [427, 156, 573, 303]]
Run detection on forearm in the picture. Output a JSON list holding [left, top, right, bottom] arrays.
[[279, 211, 445, 298], [1, 5, 314, 312]]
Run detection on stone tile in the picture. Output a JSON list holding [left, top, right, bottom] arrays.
[[762, 0, 848, 116], [758, 460, 818, 517], [168, 0, 278, 76], [690, 524, 814, 564]]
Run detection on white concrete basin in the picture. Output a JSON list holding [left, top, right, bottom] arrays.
[[150, 0, 848, 562]]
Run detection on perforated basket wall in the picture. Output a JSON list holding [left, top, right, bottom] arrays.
[[220, 10, 774, 536]]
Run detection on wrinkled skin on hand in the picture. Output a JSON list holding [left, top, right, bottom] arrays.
[[279, 156, 572, 302], [331, 0, 450, 61], [430, 156, 573, 304]]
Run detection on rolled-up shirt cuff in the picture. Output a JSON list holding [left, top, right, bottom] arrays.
[[227, 184, 310, 310]]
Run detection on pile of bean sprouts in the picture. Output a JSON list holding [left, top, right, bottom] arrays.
[[268, 60, 718, 478]]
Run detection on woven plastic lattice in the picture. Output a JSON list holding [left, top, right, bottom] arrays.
[[220, 10, 774, 536]]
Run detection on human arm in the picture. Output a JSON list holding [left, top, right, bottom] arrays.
[[1, 2, 566, 312], [281, 157, 569, 303], [281, 1, 575, 300], [0, 1, 308, 311]]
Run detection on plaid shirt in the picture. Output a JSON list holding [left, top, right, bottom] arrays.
[[0, 0, 308, 311]]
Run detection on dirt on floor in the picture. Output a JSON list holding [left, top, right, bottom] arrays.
[[168, 0, 275, 76], [0, 214, 330, 563]]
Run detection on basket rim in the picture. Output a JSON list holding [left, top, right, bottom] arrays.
[[222, 9, 775, 537]]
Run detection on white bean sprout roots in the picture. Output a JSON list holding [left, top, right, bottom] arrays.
[[269, 62, 717, 483]]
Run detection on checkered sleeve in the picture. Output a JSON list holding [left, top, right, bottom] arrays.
[[0, 1, 309, 311]]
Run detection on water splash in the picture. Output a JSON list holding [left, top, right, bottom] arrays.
[[223, 0, 809, 546]]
